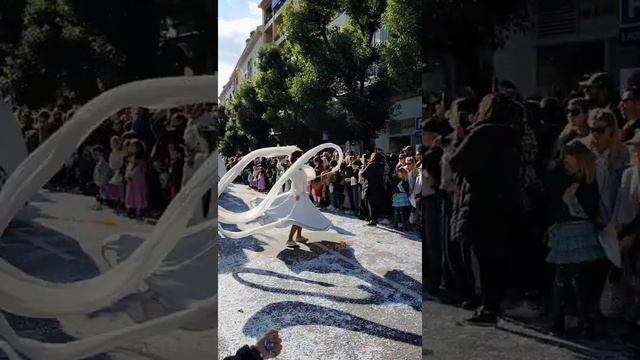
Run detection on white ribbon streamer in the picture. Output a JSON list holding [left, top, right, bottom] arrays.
[[0, 75, 220, 359], [217, 143, 344, 239]]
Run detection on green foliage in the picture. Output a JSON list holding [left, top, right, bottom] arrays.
[[281, 0, 397, 144], [222, 80, 270, 152], [0, 0, 208, 107], [1, 0, 124, 107], [380, 0, 422, 93], [219, 118, 247, 157]]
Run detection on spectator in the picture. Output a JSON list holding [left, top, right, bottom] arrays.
[[361, 152, 385, 227], [124, 139, 149, 218], [223, 329, 282, 360], [168, 143, 184, 199], [91, 145, 112, 209], [392, 167, 412, 230], [546, 139, 604, 336], [107, 136, 125, 208], [449, 92, 522, 325], [619, 85, 640, 142]]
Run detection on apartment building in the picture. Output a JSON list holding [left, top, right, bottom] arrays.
[[220, 0, 422, 152], [220, 0, 289, 103]]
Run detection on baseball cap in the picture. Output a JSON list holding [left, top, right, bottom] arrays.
[[621, 86, 640, 101], [579, 72, 611, 88]]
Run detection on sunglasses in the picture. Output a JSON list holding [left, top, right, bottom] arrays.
[[565, 108, 581, 116], [589, 126, 608, 134]]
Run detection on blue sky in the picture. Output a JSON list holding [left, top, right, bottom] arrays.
[[218, 0, 262, 97]]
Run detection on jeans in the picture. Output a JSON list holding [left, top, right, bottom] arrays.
[[393, 206, 411, 227], [330, 189, 340, 209], [352, 186, 361, 212]]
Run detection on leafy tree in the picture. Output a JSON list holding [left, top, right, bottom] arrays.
[[424, 0, 529, 91], [253, 45, 310, 146], [282, 0, 394, 146], [223, 80, 270, 151], [1, 0, 123, 107], [219, 118, 247, 157], [69, 0, 163, 81], [380, 0, 422, 93], [0, 0, 27, 64], [1, 0, 210, 106]]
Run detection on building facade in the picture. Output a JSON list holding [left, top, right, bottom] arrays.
[[220, 0, 289, 104], [494, 0, 640, 98]]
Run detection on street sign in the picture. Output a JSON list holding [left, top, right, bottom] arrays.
[[620, 0, 640, 44], [415, 116, 422, 137]]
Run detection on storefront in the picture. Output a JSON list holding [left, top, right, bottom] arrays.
[[374, 95, 422, 153]]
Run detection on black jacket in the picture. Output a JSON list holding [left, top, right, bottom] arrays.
[[449, 122, 522, 247], [361, 161, 385, 195], [450, 122, 521, 205], [224, 345, 262, 360], [547, 165, 600, 224]]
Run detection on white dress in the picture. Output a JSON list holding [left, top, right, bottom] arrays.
[[261, 165, 332, 231]]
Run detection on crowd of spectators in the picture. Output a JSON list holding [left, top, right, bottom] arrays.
[[224, 145, 424, 232], [15, 102, 217, 219]]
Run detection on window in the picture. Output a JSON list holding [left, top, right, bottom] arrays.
[[246, 58, 253, 79]]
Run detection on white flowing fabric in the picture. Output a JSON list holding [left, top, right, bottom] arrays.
[[217, 143, 343, 239], [259, 165, 331, 230], [0, 75, 220, 360], [218, 153, 227, 181]]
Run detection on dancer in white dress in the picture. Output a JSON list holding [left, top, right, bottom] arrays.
[[258, 150, 331, 247]]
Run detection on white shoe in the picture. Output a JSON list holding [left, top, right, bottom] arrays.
[[286, 239, 298, 247]]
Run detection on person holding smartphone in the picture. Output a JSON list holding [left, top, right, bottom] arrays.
[[224, 329, 283, 360]]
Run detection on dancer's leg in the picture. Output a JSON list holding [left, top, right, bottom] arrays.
[[288, 226, 297, 241]]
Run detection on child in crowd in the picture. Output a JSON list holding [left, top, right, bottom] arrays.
[[311, 178, 323, 206], [107, 136, 125, 208], [547, 139, 605, 336], [168, 143, 184, 200], [124, 139, 149, 218], [249, 166, 258, 189], [256, 166, 267, 192], [326, 160, 341, 212], [77, 147, 95, 194], [153, 159, 170, 210], [392, 167, 412, 230], [91, 145, 112, 210]]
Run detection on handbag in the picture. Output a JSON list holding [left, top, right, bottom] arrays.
[[600, 267, 629, 318], [409, 209, 417, 225], [599, 222, 622, 268]]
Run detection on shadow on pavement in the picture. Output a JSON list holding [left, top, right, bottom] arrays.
[[496, 324, 639, 360], [94, 229, 218, 331], [0, 216, 109, 360], [242, 301, 422, 346], [272, 240, 421, 311]]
